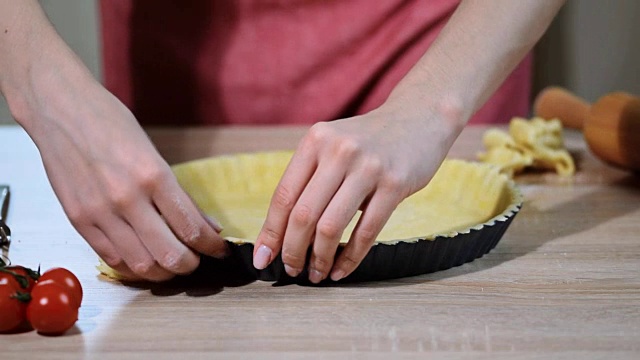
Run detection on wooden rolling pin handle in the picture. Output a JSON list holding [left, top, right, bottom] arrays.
[[533, 86, 591, 129]]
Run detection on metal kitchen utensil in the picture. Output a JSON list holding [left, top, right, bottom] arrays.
[[0, 253, 8, 266], [0, 185, 10, 246]]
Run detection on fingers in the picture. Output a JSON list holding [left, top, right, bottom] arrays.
[[98, 215, 175, 282], [32, 84, 228, 283], [153, 179, 228, 259], [127, 200, 201, 276], [330, 191, 399, 281], [253, 157, 394, 284], [92, 207, 203, 281], [307, 175, 374, 283], [253, 149, 317, 270], [279, 162, 345, 277], [79, 225, 140, 281], [72, 175, 224, 282], [251, 119, 424, 283]]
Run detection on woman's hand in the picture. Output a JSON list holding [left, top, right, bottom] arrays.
[[33, 84, 228, 281], [1, 1, 228, 282], [253, 101, 463, 283], [250, 0, 567, 284]]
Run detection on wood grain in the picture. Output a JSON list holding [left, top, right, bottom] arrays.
[[0, 124, 638, 359]]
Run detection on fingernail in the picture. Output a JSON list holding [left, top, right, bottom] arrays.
[[309, 268, 324, 284], [207, 215, 224, 232], [253, 245, 272, 270], [284, 264, 301, 277], [330, 269, 346, 282]]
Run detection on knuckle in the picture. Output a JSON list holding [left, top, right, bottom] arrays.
[[65, 203, 89, 226], [110, 187, 137, 211], [272, 185, 294, 210], [159, 249, 197, 273], [306, 122, 332, 144], [292, 204, 314, 227], [381, 173, 406, 191], [263, 227, 281, 242], [316, 219, 342, 240], [281, 249, 306, 267], [137, 165, 170, 192], [66, 200, 102, 227], [311, 256, 333, 273], [336, 229, 378, 271], [362, 156, 383, 177], [102, 254, 125, 269], [335, 138, 360, 159], [340, 251, 361, 268], [176, 222, 202, 247], [355, 226, 378, 245], [131, 260, 158, 277]]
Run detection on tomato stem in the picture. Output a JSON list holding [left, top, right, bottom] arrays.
[[10, 291, 31, 303], [0, 268, 31, 289]]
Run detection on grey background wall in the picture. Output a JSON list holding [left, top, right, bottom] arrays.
[[0, 0, 101, 124], [1, 0, 639, 124], [534, 0, 640, 103]]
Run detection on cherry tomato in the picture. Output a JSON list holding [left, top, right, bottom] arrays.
[[4, 266, 39, 292], [0, 284, 28, 333], [27, 280, 78, 335], [39, 267, 83, 308], [0, 271, 22, 290]]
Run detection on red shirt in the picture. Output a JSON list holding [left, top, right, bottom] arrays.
[[100, 0, 531, 126]]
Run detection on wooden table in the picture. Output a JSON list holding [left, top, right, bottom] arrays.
[[1, 124, 639, 359]]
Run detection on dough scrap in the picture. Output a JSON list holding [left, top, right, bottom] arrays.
[[478, 117, 575, 176]]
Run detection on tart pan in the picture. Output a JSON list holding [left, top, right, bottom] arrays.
[[171, 151, 522, 283]]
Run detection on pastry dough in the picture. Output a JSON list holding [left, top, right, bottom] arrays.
[[172, 152, 517, 244], [478, 117, 575, 176]]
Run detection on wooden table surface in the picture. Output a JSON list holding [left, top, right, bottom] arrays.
[[1, 124, 639, 359]]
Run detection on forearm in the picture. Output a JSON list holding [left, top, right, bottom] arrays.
[[388, 0, 566, 127], [0, 0, 96, 131]]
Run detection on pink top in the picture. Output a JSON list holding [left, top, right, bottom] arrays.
[[100, 0, 531, 126]]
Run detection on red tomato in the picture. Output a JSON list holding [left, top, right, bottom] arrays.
[[39, 267, 83, 308], [4, 266, 39, 292], [0, 284, 28, 333], [0, 271, 22, 290], [27, 280, 78, 335]]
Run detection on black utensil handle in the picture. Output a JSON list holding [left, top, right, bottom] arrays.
[[0, 185, 9, 223]]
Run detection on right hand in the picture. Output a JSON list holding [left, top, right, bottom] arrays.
[[17, 77, 228, 282]]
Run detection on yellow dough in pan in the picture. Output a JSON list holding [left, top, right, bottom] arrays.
[[172, 151, 520, 245]]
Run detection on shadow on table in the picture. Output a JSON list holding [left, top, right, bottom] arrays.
[[120, 257, 256, 297]]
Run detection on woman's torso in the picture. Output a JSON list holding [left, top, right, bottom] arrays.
[[100, 0, 531, 126]]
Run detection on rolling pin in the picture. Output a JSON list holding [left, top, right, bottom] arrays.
[[534, 86, 640, 172]]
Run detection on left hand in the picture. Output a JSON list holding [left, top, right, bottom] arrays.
[[252, 101, 463, 283]]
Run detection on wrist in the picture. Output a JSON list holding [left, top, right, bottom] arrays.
[[379, 88, 466, 147], [0, 1, 98, 134], [1, 42, 98, 136]]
